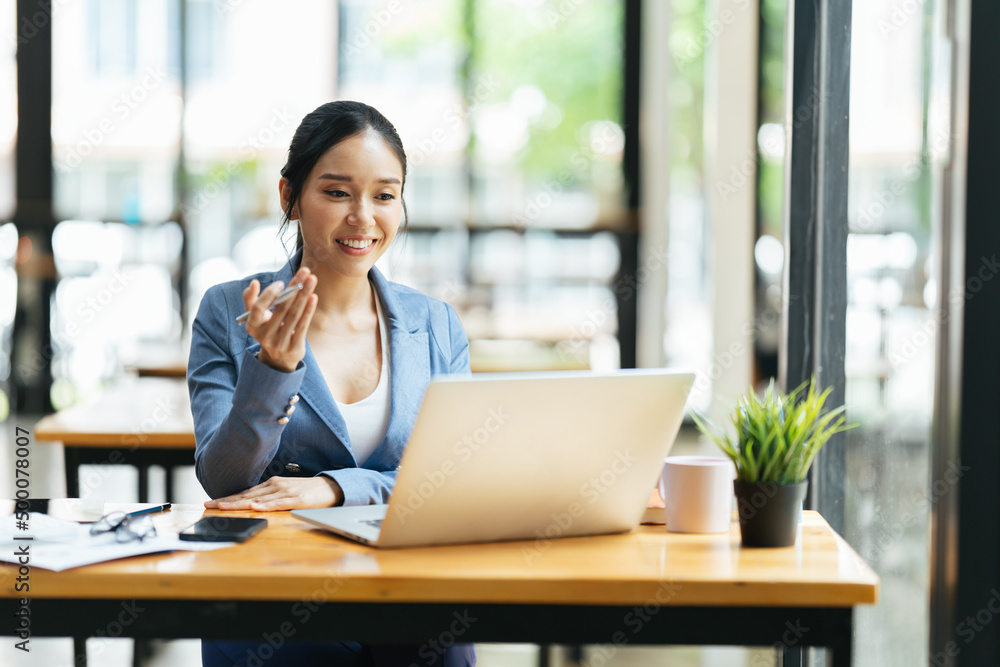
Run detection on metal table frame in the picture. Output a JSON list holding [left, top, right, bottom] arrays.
[[2, 599, 853, 667], [63, 447, 192, 503]]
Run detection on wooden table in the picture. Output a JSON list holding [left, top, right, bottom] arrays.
[[0, 507, 877, 667], [34, 377, 195, 502], [121, 342, 189, 378]]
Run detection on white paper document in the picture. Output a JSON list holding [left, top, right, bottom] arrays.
[[0, 512, 236, 572]]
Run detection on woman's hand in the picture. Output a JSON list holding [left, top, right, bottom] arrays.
[[244, 268, 319, 373], [205, 476, 344, 511]]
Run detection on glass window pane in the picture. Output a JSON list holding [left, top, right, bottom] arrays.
[[2, 8, 17, 420], [472, 0, 623, 228], [0, 222, 17, 420], [843, 1, 940, 663], [752, 0, 786, 385], [53, 0, 182, 223], [664, 0, 710, 407], [183, 0, 337, 295], [0, 6, 15, 219], [339, 0, 467, 228], [342, 0, 627, 370]]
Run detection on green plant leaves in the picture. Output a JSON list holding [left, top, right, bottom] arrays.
[[693, 377, 856, 484]]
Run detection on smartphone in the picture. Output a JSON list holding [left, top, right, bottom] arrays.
[[179, 517, 267, 542]]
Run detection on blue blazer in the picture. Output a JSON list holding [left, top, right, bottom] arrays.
[[187, 251, 471, 504]]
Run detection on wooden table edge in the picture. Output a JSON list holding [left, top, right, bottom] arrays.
[[5, 573, 878, 607], [34, 434, 196, 448], [0, 509, 879, 609]]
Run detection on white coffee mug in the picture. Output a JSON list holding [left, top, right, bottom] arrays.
[[658, 456, 733, 534]]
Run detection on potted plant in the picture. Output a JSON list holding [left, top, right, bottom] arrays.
[[693, 378, 854, 547]]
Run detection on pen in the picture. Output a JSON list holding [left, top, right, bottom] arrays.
[[125, 503, 171, 517], [235, 284, 304, 325]]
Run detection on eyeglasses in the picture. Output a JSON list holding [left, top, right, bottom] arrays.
[[89, 511, 158, 543]]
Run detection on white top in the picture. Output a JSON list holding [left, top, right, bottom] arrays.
[[334, 291, 391, 466]]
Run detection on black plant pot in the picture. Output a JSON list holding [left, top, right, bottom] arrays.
[[733, 480, 808, 547]]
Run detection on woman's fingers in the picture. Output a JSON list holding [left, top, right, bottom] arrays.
[[210, 493, 268, 510], [290, 294, 319, 348], [242, 279, 261, 313], [206, 477, 339, 512], [249, 478, 338, 511], [247, 496, 299, 512], [277, 275, 318, 347], [204, 477, 283, 508], [206, 496, 252, 509], [206, 478, 288, 509], [254, 270, 312, 328], [205, 486, 261, 509], [267, 270, 314, 326], [249, 280, 285, 328], [243, 268, 316, 372]]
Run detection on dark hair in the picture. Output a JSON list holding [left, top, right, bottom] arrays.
[[279, 101, 408, 251]]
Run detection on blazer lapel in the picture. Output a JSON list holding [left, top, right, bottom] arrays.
[[298, 342, 353, 457], [365, 267, 430, 470]]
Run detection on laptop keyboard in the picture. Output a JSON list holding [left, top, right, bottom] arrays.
[[360, 518, 383, 529]]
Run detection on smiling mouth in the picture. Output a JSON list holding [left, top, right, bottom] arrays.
[[337, 239, 375, 249]]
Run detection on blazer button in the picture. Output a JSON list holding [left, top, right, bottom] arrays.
[[285, 463, 302, 473], [288, 394, 300, 405], [277, 416, 290, 425], [285, 405, 296, 416]]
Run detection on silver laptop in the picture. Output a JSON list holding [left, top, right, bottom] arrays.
[[292, 369, 694, 548]]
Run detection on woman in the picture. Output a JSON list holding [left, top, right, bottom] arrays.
[[187, 101, 475, 666]]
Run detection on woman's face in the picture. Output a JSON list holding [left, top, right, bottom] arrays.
[[284, 130, 404, 279]]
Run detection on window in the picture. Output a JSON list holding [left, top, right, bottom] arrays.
[[87, 0, 138, 77], [54, 0, 181, 223], [342, 0, 626, 371], [1, 7, 17, 421], [0, 5, 15, 219], [841, 2, 942, 663]]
